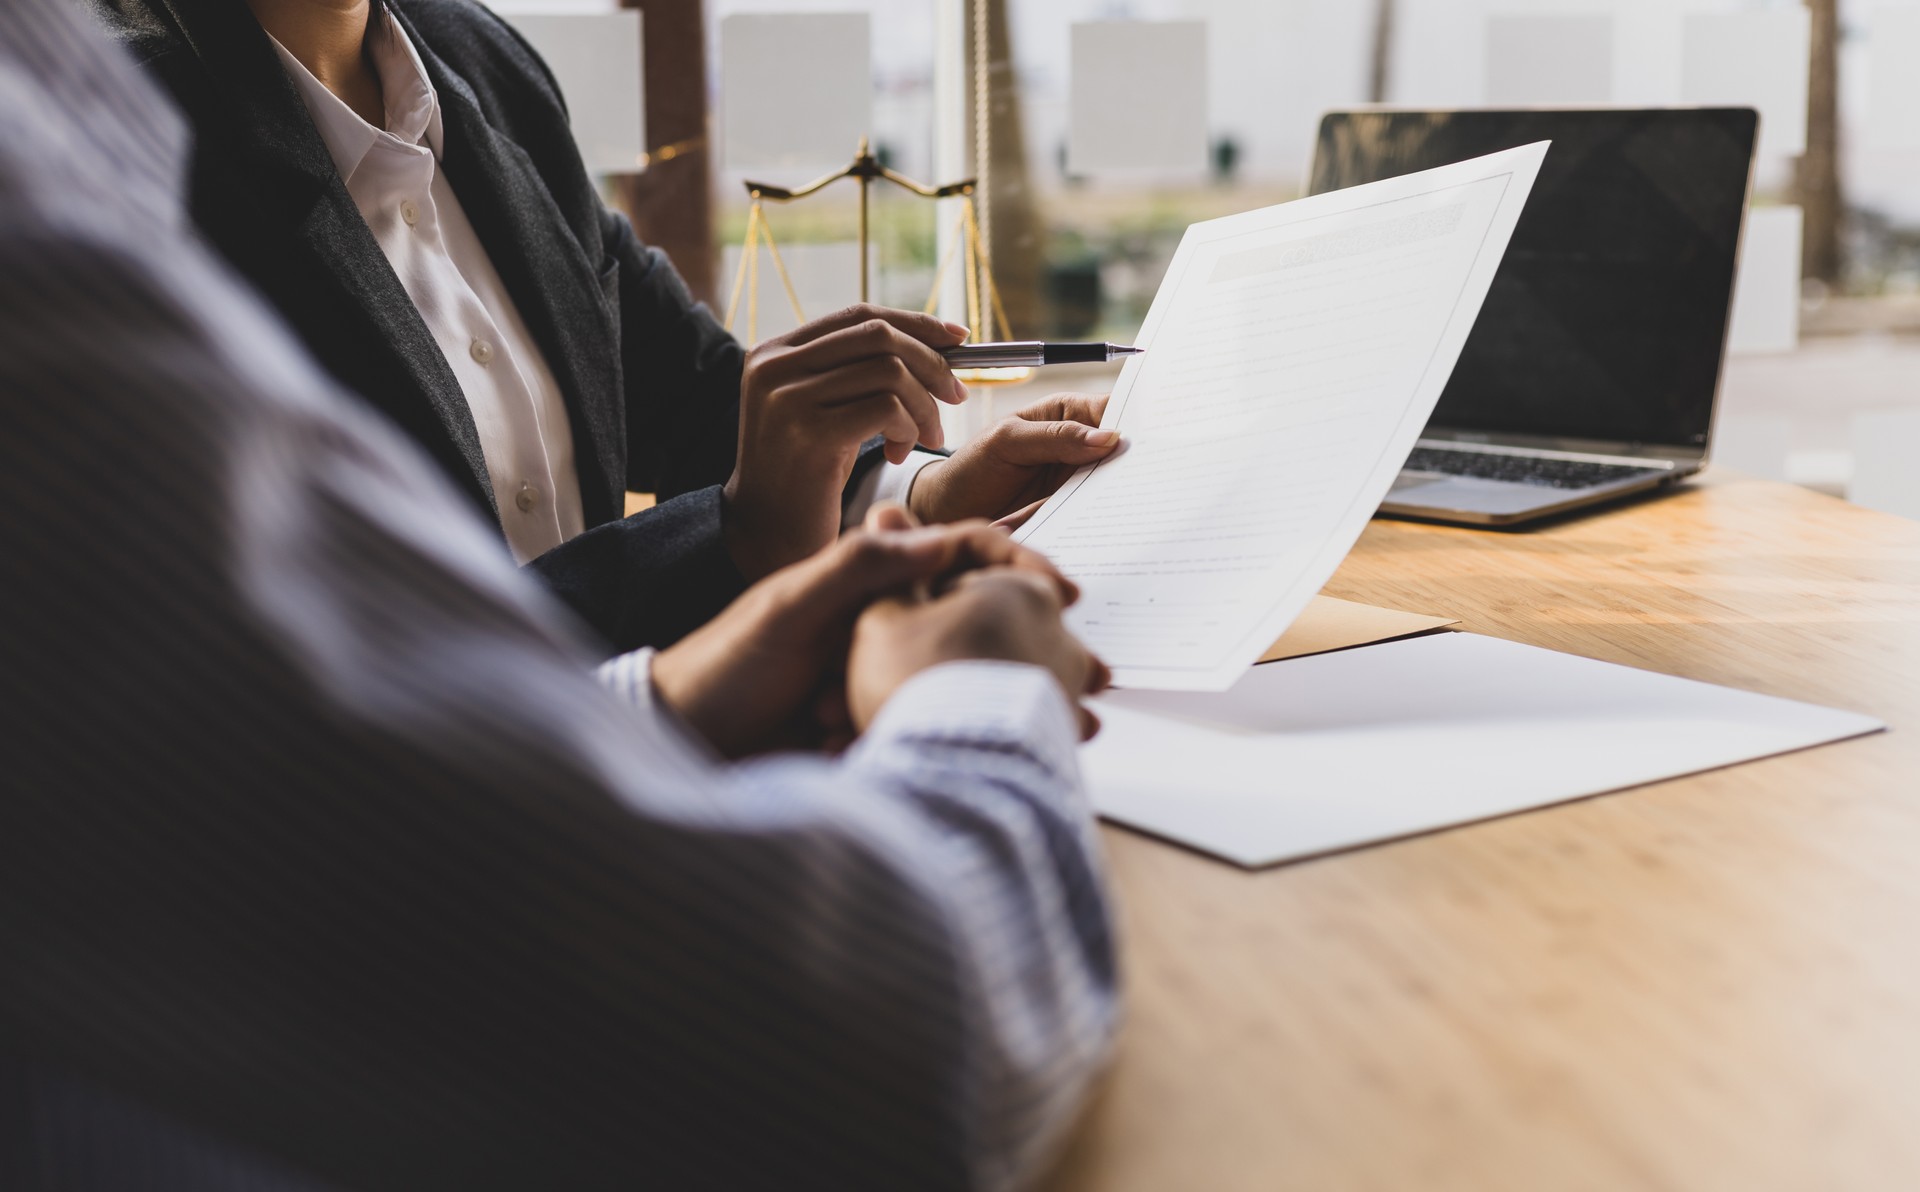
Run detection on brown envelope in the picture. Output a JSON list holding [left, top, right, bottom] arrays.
[[1258, 596, 1459, 665]]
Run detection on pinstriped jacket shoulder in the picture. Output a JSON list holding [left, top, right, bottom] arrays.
[[0, 2, 1119, 1187]]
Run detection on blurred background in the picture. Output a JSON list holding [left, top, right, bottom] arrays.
[[499, 0, 1920, 517]]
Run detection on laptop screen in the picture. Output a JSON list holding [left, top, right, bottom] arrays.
[[1310, 109, 1756, 452]]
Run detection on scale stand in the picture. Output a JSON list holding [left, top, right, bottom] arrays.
[[726, 137, 1032, 384]]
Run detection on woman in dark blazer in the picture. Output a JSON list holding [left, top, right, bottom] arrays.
[[93, 0, 1119, 654]]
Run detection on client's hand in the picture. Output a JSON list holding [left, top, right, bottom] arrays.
[[724, 304, 971, 581], [849, 518, 1111, 742], [653, 504, 1072, 758]]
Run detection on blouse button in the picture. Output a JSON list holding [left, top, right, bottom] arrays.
[[515, 483, 540, 513], [469, 337, 494, 365]]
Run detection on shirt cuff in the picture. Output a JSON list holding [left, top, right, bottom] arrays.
[[852, 660, 1086, 808], [595, 647, 657, 710], [595, 646, 727, 760], [841, 450, 945, 530]]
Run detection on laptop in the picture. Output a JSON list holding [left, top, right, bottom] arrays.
[[1309, 108, 1759, 527]]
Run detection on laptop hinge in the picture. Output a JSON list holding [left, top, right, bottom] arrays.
[[1413, 439, 1681, 471]]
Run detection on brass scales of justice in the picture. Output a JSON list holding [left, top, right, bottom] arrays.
[[723, 137, 1034, 384]]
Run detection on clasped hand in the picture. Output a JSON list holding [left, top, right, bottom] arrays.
[[653, 505, 1110, 758]]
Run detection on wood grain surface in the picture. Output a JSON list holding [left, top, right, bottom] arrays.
[[1046, 471, 1920, 1192]]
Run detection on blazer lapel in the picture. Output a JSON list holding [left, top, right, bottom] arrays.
[[290, 196, 499, 515], [156, 0, 498, 517], [402, 18, 626, 528]]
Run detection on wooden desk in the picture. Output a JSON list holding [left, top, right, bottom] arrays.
[[1048, 471, 1920, 1191]]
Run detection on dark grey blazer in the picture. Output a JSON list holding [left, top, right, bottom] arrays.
[[92, 0, 885, 654]]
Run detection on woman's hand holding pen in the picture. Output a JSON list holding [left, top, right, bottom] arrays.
[[724, 304, 971, 581]]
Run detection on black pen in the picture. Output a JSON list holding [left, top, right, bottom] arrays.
[[942, 341, 1143, 369]]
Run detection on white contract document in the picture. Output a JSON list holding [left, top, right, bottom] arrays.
[[1084, 633, 1886, 868], [1016, 143, 1549, 691]]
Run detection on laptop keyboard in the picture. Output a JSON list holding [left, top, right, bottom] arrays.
[[1405, 447, 1666, 491]]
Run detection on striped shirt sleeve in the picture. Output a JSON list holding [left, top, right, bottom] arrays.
[[0, 2, 1119, 1188]]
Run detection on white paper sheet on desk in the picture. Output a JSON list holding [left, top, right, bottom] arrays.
[[1014, 143, 1548, 691], [1082, 633, 1886, 868]]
